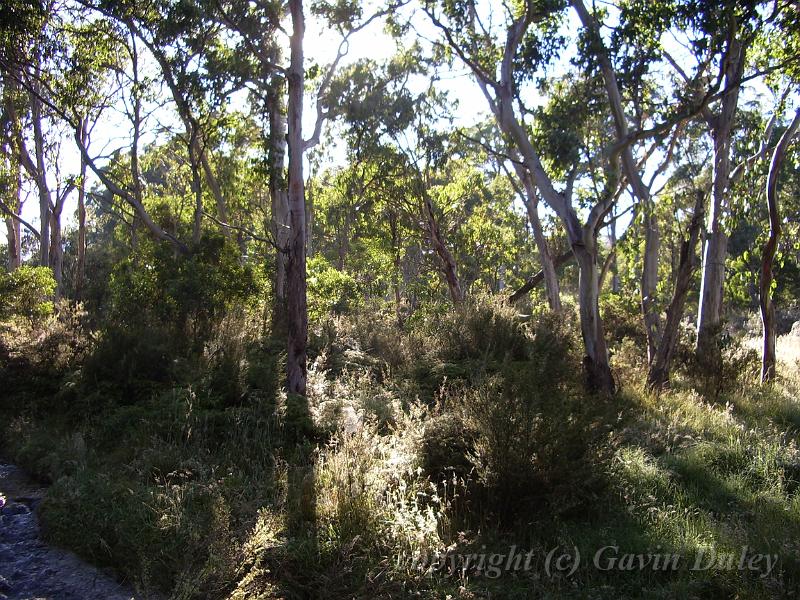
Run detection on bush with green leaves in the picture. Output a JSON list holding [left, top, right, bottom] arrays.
[[0, 265, 56, 323], [417, 306, 608, 522], [307, 255, 360, 323], [108, 233, 259, 340]]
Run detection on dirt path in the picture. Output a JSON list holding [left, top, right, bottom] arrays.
[[0, 463, 139, 600]]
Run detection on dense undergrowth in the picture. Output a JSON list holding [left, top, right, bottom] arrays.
[[2, 295, 800, 599]]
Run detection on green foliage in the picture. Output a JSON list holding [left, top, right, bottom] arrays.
[[108, 233, 258, 337], [0, 265, 56, 323], [679, 323, 761, 400], [307, 255, 360, 323], [600, 291, 646, 346]]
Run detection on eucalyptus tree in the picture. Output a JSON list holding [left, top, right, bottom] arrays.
[[328, 51, 470, 305], [421, 0, 626, 392], [0, 0, 41, 271], [0, 70, 25, 270], [759, 108, 800, 381], [661, 0, 789, 356], [215, 0, 396, 395], [3, 2, 192, 256]]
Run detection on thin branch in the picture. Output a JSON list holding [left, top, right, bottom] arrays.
[[0, 198, 40, 238], [201, 210, 285, 251]]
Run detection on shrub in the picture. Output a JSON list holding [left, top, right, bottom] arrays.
[[680, 322, 760, 400], [416, 310, 606, 523], [108, 233, 258, 342], [431, 296, 531, 363], [81, 325, 177, 402], [308, 256, 360, 323], [0, 265, 56, 324], [600, 292, 646, 347]]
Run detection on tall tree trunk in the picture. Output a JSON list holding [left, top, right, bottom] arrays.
[[696, 35, 746, 355], [267, 72, 290, 334], [30, 89, 50, 270], [306, 170, 314, 256], [760, 108, 800, 382], [572, 0, 661, 364], [641, 206, 661, 363], [647, 190, 705, 391], [3, 215, 19, 270], [49, 205, 63, 299], [1, 77, 21, 271], [2, 156, 21, 271], [76, 118, 88, 299], [286, 0, 308, 396], [190, 138, 203, 246], [574, 233, 615, 394]]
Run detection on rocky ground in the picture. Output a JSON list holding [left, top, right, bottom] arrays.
[[0, 463, 139, 600]]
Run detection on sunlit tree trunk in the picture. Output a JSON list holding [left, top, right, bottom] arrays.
[[2, 155, 22, 271], [609, 206, 619, 293], [760, 108, 800, 382], [526, 198, 561, 311], [574, 233, 615, 394], [696, 35, 746, 355], [572, 0, 661, 363], [31, 88, 50, 270], [49, 203, 63, 298], [1, 77, 22, 271], [517, 169, 561, 311], [286, 0, 308, 396]]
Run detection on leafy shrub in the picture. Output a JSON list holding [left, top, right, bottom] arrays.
[[600, 292, 646, 346], [680, 322, 760, 400], [416, 310, 605, 522], [431, 296, 531, 363], [308, 256, 360, 323], [0, 265, 56, 323], [81, 325, 177, 402], [108, 233, 258, 342]]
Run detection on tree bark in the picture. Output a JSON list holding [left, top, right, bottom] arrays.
[[422, 189, 463, 304], [571, 0, 660, 363], [609, 206, 619, 293], [574, 234, 615, 394], [696, 34, 746, 355], [513, 162, 561, 311], [30, 87, 50, 270], [190, 130, 203, 247], [267, 72, 290, 334], [76, 118, 88, 299], [760, 108, 800, 383], [647, 190, 705, 391], [1, 76, 21, 271], [286, 0, 308, 396], [2, 155, 21, 271], [49, 199, 64, 298]]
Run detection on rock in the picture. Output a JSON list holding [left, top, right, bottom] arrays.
[[2, 502, 30, 516]]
